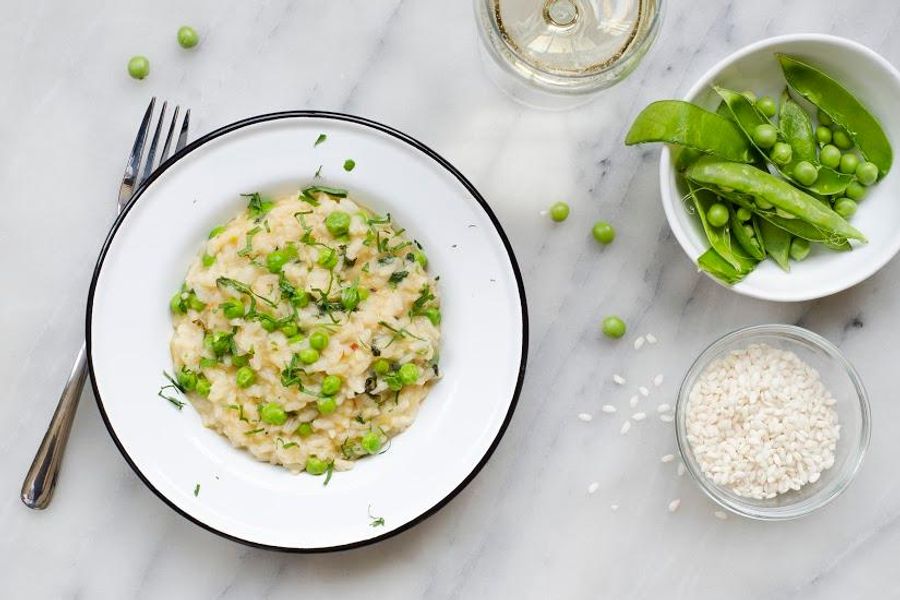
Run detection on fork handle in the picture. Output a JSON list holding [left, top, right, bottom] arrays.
[[21, 344, 88, 509]]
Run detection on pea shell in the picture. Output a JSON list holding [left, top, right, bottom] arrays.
[[684, 160, 866, 242], [729, 206, 766, 260], [717, 188, 851, 251], [778, 89, 817, 163], [715, 87, 853, 195], [625, 100, 754, 163], [697, 246, 758, 285], [758, 218, 792, 272], [778, 53, 892, 176], [688, 183, 741, 270]]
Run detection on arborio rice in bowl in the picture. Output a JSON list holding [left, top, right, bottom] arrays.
[[169, 186, 441, 476]]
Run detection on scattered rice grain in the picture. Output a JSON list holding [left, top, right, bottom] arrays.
[[601, 405, 617, 414], [660, 454, 675, 463], [620, 421, 632, 435], [668, 498, 681, 512], [613, 374, 626, 385], [631, 412, 647, 422], [653, 374, 664, 387], [587, 482, 600, 494], [577, 413, 593, 422], [634, 336, 646, 350]]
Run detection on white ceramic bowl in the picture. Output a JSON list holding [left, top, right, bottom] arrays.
[[87, 112, 527, 551], [659, 34, 900, 302]]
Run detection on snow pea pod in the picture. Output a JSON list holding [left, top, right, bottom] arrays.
[[779, 89, 817, 163], [697, 245, 758, 285], [715, 87, 853, 195], [778, 54, 892, 176], [730, 206, 766, 260], [684, 160, 866, 242], [716, 189, 851, 251], [688, 183, 741, 270], [625, 100, 754, 163], [758, 218, 792, 271]]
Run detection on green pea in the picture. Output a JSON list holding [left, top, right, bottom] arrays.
[[341, 286, 360, 312], [170, 291, 187, 314], [819, 144, 841, 169], [296, 422, 313, 437], [195, 375, 211, 398], [317, 247, 338, 269], [413, 251, 428, 269], [231, 353, 251, 368], [343, 159, 356, 172], [299, 348, 319, 364], [736, 207, 752, 222], [202, 253, 216, 267], [325, 211, 351, 237], [127, 56, 150, 79], [280, 322, 299, 337], [236, 366, 256, 388], [789, 238, 810, 261], [398, 363, 420, 385], [856, 161, 879, 186], [199, 357, 218, 369], [549, 201, 570, 222], [221, 299, 244, 319], [209, 331, 232, 356], [591, 221, 615, 244], [814, 126, 832, 145], [817, 109, 833, 127], [176, 25, 199, 48], [845, 180, 867, 201], [751, 124, 778, 149], [305, 456, 329, 475], [258, 316, 277, 332], [208, 225, 226, 239], [361, 431, 382, 454], [177, 368, 197, 392], [756, 96, 777, 118], [769, 142, 793, 166], [832, 128, 853, 150], [260, 402, 287, 425], [266, 249, 289, 273], [742, 91, 757, 103], [706, 203, 729, 228], [839, 153, 860, 174], [601, 316, 626, 339], [373, 359, 390, 375], [316, 397, 337, 414], [793, 161, 818, 186], [310, 331, 329, 351], [321, 375, 342, 396], [291, 290, 309, 308], [358, 287, 370, 301], [424, 308, 441, 326], [834, 197, 858, 218]]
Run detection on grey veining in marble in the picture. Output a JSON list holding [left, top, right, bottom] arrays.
[[4, 0, 900, 598]]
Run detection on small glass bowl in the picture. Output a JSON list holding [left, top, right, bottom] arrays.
[[675, 324, 870, 520]]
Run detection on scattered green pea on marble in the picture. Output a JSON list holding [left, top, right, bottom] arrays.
[[591, 221, 616, 244], [177, 26, 200, 49], [549, 201, 570, 222], [127, 56, 150, 80], [601, 316, 626, 339]]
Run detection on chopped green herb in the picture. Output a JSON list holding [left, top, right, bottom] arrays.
[[388, 270, 409, 286], [323, 461, 335, 486], [208, 225, 226, 239], [343, 159, 356, 172], [368, 505, 385, 528], [193, 484, 200, 497], [244, 427, 265, 435], [158, 387, 185, 410], [314, 165, 323, 178], [302, 185, 348, 200], [314, 133, 327, 147], [202, 253, 216, 267], [216, 277, 278, 308], [242, 192, 273, 220]]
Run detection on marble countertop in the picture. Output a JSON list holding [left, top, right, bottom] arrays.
[[5, 0, 900, 597]]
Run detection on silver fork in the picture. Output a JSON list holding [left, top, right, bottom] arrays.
[[21, 98, 190, 510]]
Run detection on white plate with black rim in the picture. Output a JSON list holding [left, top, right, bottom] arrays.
[[87, 112, 527, 552]]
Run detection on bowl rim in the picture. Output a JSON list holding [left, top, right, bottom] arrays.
[[84, 110, 529, 553], [658, 33, 900, 302], [674, 323, 871, 520]]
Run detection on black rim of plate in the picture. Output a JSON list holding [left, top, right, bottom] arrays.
[[85, 110, 529, 553]]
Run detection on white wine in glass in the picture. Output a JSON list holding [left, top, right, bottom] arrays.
[[475, 0, 664, 106]]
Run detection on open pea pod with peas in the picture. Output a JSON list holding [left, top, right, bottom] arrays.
[[778, 54, 892, 177], [715, 86, 854, 195]]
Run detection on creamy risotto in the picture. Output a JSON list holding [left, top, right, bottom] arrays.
[[167, 185, 441, 475]]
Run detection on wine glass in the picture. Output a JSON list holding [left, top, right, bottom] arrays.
[[474, 0, 665, 109]]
